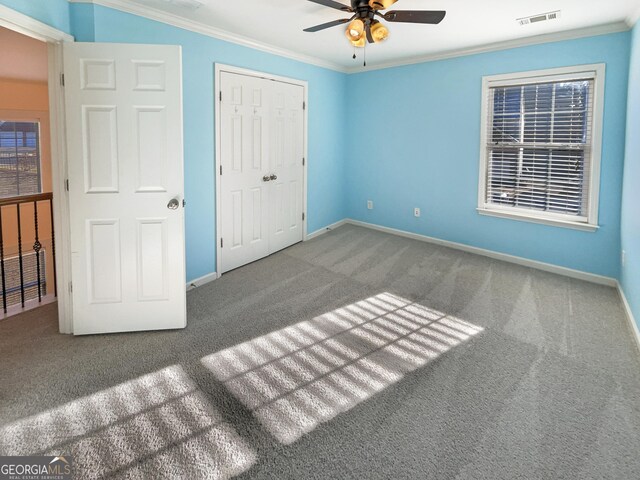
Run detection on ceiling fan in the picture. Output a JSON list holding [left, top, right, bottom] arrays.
[[303, 0, 446, 48]]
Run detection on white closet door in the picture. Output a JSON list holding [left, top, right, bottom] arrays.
[[219, 72, 270, 273], [268, 81, 305, 254], [219, 72, 305, 274]]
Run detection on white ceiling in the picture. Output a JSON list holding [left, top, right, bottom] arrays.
[[0, 26, 48, 82], [91, 0, 640, 71]]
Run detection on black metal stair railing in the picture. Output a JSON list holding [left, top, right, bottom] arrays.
[[0, 192, 56, 314]]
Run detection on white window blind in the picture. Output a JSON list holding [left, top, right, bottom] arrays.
[[479, 66, 603, 229], [0, 121, 42, 198]]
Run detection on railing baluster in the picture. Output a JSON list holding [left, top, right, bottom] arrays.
[[0, 193, 56, 314], [49, 196, 56, 297], [16, 203, 25, 308], [33, 200, 42, 302], [0, 207, 6, 314]]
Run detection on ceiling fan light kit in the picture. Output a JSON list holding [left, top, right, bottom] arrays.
[[346, 18, 365, 43], [350, 36, 366, 48], [370, 20, 389, 43], [305, 0, 446, 50], [370, 0, 398, 10]]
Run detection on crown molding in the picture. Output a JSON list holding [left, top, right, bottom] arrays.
[[68, 0, 348, 72], [68, 2, 633, 75], [346, 21, 631, 74], [0, 4, 73, 42], [627, 5, 640, 28]]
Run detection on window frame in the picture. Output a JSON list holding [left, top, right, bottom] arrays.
[[477, 64, 605, 232], [0, 116, 44, 199]]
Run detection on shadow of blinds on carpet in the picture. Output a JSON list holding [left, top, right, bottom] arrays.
[[0, 365, 257, 478], [202, 292, 484, 444]]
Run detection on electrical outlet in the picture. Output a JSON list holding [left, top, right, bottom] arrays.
[[414, 207, 421, 217], [367, 200, 373, 210], [622, 250, 626, 267]]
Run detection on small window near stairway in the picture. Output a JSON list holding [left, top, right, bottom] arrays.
[[0, 120, 42, 198]]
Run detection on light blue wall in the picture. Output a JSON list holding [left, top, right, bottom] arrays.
[[0, 0, 70, 34], [1, 1, 634, 285], [621, 23, 640, 328], [69, 2, 94, 41], [70, 3, 348, 282], [346, 33, 630, 278]]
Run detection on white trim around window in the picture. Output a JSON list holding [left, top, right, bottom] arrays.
[[477, 64, 605, 232]]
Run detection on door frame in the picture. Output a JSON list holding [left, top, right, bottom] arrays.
[[214, 64, 309, 278], [0, 5, 74, 333]]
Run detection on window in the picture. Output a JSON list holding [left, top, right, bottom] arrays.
[[0, 121, 42, 198], [478, 65, 604, 231]]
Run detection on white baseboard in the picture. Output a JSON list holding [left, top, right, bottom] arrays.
[[188, 218, 348, 290], [185, 217, 618, 291], [0, 294, 57, 320], [186, 272, 218, 291], [305, 219, 349, 241], [617, 282, 640, 353], [345, 219, 618, 287]]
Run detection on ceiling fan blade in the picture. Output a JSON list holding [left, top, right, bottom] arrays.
[[369, 0, 397, 10], [307, 0, 353, 12], [383, 10, 446, 24], [303, 18, 351, 32], [365, 22, 374, 43]]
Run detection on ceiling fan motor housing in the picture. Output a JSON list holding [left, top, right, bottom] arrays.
[[352, 0, 379, 20]]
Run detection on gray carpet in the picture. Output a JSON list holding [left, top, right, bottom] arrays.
[[1, 224, 639, 479]]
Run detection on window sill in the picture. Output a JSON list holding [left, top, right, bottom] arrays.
[[477, 208, 599, 232]]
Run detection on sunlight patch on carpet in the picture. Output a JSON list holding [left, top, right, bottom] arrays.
[[0, 365, 256, 479], [202, 292, 484, 444]]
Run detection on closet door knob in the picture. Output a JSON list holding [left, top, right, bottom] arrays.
[[270, 174, 278, 181], [263, 175, 271, 182]]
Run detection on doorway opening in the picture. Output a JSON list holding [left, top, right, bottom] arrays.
[[0, 26, 57, 320]]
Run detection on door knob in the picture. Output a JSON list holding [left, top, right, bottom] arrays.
[[263, 175, 271, 182], [167, 198, 180, 210], [270, 174, 278, 181]]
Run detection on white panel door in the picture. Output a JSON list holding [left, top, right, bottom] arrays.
[[64, 42, 186, 335], [219, 72, 270, 273], [268, 81, 304, 253], [219, 72, 304, 274]]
